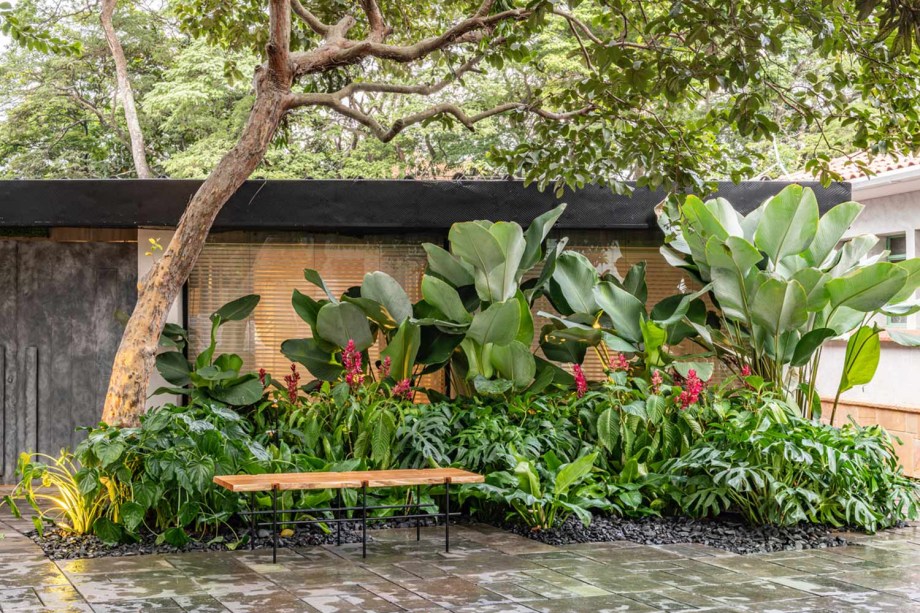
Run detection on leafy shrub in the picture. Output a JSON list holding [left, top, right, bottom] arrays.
[[668, 398, 920, 532], [3, 451, 122, 536], [472, 450, 605, 529]]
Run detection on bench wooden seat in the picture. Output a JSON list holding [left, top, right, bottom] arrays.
[[213, 468, 483, 492], [213, 468, 484, 561]]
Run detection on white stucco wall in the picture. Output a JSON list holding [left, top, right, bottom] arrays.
[[815, 187, 920, 407], [137, 229, 184, 409]]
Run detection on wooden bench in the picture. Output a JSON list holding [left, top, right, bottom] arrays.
[[214, 468, 484, 561]]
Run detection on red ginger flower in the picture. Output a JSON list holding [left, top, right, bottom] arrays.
[[650, 369, 663, 394], [342, 339, 365, 389], [392, 378, 412, 400], [609, 353, 630, 372], [258, 368, 267, 387], [283, 363, 300, 403], [741, 364, 752, 377], [379, 356, 391, 379], [678, 369, 704, 409], [573, 364, 588, 398]]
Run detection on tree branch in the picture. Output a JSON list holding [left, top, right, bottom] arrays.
[[290, 0, 329, 36], [359, 0, 391, 42], [267, 0, 292, 79]]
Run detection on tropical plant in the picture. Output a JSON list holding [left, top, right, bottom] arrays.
[[540, 257, 711, 376], [658, 184, 920, 419], [473, 449, 606, 530], [154, 294, 265, 406], [3, 451, 122, 536], [668, 397, 920, 532]]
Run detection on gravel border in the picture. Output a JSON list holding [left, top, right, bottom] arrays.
[[507, 514, 849, 554], [29, 513, 853, 559]]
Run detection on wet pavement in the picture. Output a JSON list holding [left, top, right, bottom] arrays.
[[1, 511, 919, 612]]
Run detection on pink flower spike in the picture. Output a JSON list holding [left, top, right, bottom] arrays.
[[650, 370, 663, 394], [283, 363, 300, 403], [379, 356, 391, 379], [677, 368, 703, 409], [258, 368, 267, 387], [342, 339, 365, 389], [608, 353, 630, 373], [741, 364, 752, 377], [392, 378, 412, 400], [573, 364, 588, 398]]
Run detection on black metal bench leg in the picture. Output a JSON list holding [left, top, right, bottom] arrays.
[[335, 489, 342, 547], [415, 484, 421, 542], [249, 492, 256, 551], [361, 482, 368, 559], [445, 479, 451, 553], [272, 486, 278, 564]]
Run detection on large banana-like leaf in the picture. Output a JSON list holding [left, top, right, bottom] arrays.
[[513, 290, 534, 345], [303, 269, 338, 303], [751, 277, 808, 336], [804, 201, 864, 267], [315, 302, 374, 350], [889, 259, 920, 305], [280, 338, 343, 380], [380, 319, 421, 381], [361, 272, 412, 324], [490, 341, 536, 389], [594, 282, 644, 343], [828, 234, 878, 276], [292, 289, 323, 328], [825, 262, 908, 312], [421, 274, 472, 323], [423, 243, 475, 287], [520, 203, 566, 271], [449, 220, 526, 302], [754, 185, 819, 263], [704, 236, 763, 277], [838, 326, 881, 394], [791, 268, 829, 311], [211, 294, 260, 324], [467, 300, 520, 346], [552, 251, 599, 314]]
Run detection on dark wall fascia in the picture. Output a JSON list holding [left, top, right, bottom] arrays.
[[0, 179, 851, 231]]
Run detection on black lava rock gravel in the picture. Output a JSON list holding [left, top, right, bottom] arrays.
[[508, 514, 849, 554]]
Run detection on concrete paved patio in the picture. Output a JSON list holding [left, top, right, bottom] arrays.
[[1, 512, 918, 613]]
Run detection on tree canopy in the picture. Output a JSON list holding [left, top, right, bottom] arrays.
[[2, 0, 919, 193]]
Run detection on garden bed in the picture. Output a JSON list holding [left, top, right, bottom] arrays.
[[28, 514, 857, 560]]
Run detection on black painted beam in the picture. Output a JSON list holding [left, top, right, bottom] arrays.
[[0, 179, 851, 230]]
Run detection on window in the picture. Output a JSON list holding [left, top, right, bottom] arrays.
[[886, 234, 908, 327]]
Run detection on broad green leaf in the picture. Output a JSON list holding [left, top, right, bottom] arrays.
[[826, 262, 908, 312], [362, 271, 412, 324], [119, 501, 145, 533], [704, 236, 763, 276], [521, 203, 566, 270], [594, 282, 644, 343], [622, 261, 648, 303], [473, 375, 512, 397], [804, 201, 864, 267], [792, 268, 829, 311], [539, 324, 588, 364], [485, 221, 527, 302], [316, 302, 374, 350], [449, 221, 506, 300], [281, 338, 343, 380], [672, 361, 714, 381], [754, 185, 819, 263], [380, 319, 421, 381], [838, 326, 881, 394], [467, 300, 520, 346], [555, 452, 597, 496], [829, 235, 879, 275], [513, 290, 534, 344], [711, 267, 750, 322], [292, 289, 322, 328], [751, 277, 807, 335], [304, 269, 338, 303], [888, 329, 920, 346], [155, 351, 191, 386], [212, 294, 260, 324], [423, 243, 475, 287], [640, 320, 667, 366], [490, 341, 536, 389], [342, 296, 395, 329], [421, 275, 472, 323], [93, 517, 122, 545], [210, 376, 264, 405], [790, 328, 837, 366], [889, 259, 920, 304], [552, 251, 599, 314]]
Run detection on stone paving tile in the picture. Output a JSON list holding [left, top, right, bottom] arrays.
[[770, 574, 886, 598], [525, 593, 657, 612], [832, 567, 920, 600], [682, 578, 815, 606], [89, 597, 186, 612], [0, 586, 45, 611], [399, 576, 515, 609]]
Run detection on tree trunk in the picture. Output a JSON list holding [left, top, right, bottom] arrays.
[[100, 0, 153, 178], [101, 87, 288, 425]]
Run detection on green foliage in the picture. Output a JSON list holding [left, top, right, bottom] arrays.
[[668, 398, 920, 532], [154, 295, 265, 406], [3, 451, 120, 537], [659, 185, 920, 418]]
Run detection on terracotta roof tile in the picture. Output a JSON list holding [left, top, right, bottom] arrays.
[[785, 152, 920, 181]]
